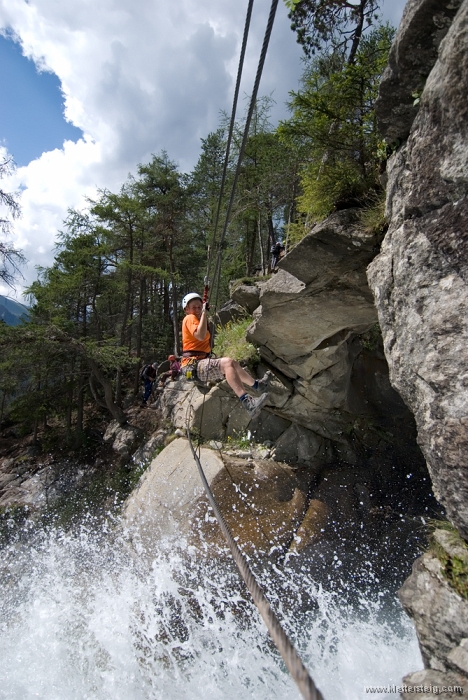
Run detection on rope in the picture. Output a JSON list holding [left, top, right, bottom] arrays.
[[205, 0, 255, 285], [187, 431, 324, 700], [211, 0, 280, 313], [182, 2, 324, 697]]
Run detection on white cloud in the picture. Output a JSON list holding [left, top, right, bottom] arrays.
[[0, 0, 306, 297], [0, 0, 405, 298]]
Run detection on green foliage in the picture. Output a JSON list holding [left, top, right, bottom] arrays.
[[280, 24, 394, 224], [360, 323, 382, 352], [429, 521, 468, 600], [298, 159, 366, 221], [283, 0, 301, 10], [0, 155, 25, 288], [210, 97, 300, 290], [226, 430, 252, 450], [359, 191, 387, 235], [288, 0, 381, 62], [213, 318, 258, 365]]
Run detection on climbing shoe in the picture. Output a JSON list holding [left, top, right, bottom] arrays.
[[241, 392, 269, 420], [255, 370, 274, 393]]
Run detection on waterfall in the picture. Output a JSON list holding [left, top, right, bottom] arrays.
[[0, 517, 421, 700]]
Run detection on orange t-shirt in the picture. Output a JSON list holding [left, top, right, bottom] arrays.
[[181, 314, 210, 365]]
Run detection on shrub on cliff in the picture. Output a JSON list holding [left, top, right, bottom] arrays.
[[279, 24, 394, 235], [213, 318, 258, 367]]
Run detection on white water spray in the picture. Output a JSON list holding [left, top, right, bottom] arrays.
[[0, 519, 421, 700]]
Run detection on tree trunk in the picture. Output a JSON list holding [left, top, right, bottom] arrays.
[[120, 226, 134, 347], [134, 278, 145, 396], [65, 380, 73, 445], [75, 365, 85, 447], [87, 357, 127, 425], [167, 234, 180, 355], [115, 367, 123, 407], [347, 0, 366, 66], [0, 392, 5, 427], [32, 418, 38, 447], [257, 211, 265, 275], [88, 374, 108, 409]]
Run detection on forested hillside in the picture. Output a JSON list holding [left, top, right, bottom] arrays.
[[0, 1, 393, 450]]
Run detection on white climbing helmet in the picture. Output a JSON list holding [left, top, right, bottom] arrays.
[[182, 292, 202, 309]]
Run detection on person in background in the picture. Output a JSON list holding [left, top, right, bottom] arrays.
[[270, 239, 285, 270], [157, 355, 181, 388], [181, 292, 272, 419], [140, 362, 158, 407]]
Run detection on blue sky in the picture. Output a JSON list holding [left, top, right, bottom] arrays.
[[0, 33, 82, 166], [0, 0, 407, 297]]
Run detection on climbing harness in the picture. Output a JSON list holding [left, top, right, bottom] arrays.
[[180, 357, 200, 382], [180, 1, 325, 699]]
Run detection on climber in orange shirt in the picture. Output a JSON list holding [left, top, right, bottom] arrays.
[[181, 292, 272, 420]]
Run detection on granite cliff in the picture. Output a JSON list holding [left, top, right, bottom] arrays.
[[368, 0, 468, 693]]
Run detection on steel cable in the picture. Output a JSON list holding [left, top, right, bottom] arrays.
[[187, 431, 325, 700], [210, 0, 279, 313], [184, 1, 325, 697], [205, 0, 255, 285]]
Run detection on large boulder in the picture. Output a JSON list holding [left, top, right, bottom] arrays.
[[160, 379, 250, 440], [194, 455, 309, 556], [279, 208, 379, 290], [123, 438, 309, 557], [123, 438, 225, 547], [368, 0, 468, 538], [214, 300, 246, 327], [244, 213, 410, 457], [230, 281, 262, 313]]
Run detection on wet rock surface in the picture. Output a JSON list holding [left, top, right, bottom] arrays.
[[0, 406, 166, 522], [401, 669, 467, 699], [0, 449, 90, 511], [123, 437, 434, 597], [399, 547, 468, 679]]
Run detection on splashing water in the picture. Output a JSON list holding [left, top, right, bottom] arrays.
[[0, 518, 421, 700]]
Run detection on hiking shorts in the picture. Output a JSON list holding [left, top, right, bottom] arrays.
[[197, 358, 224, 383]]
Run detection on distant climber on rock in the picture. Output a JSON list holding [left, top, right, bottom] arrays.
[[157, 355, 181, 388], [140, 362, 157, 407], [270, 239, 285, 271], [181, 292, 272, 419]]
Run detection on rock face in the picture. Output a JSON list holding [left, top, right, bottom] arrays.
[[123, 437, 309, 558], [161, 208, 426, 481], [368, 0, 468, 540], [230, 281, 261, 314], [376, 0, 462, 143], [399, 549, 468, 673], [246, 208, 418, 466], [123, 438, 226, 546], [368, 0, 468, 690]]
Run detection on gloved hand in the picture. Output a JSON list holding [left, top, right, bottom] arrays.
[[202, 302, 210, 312]]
